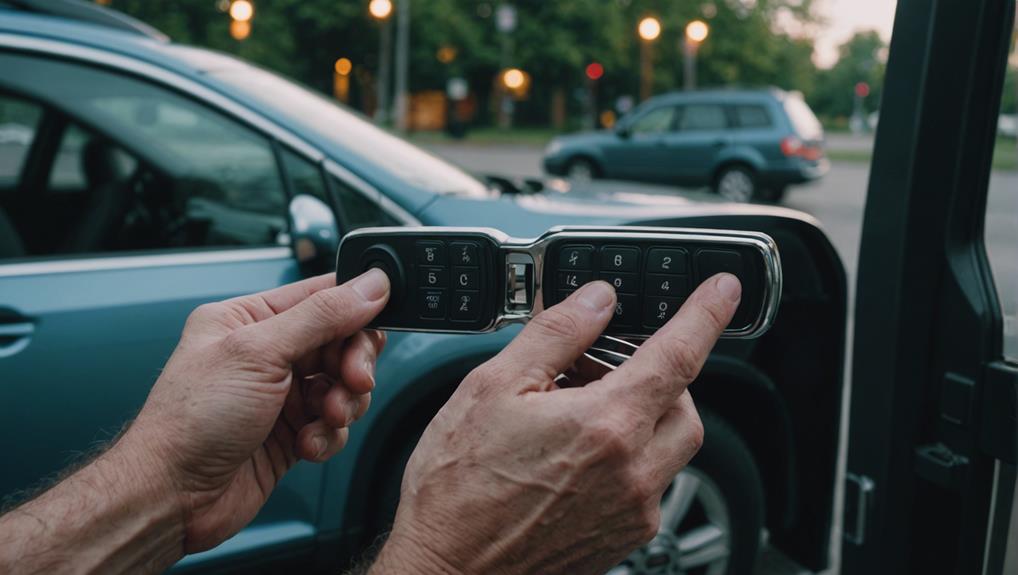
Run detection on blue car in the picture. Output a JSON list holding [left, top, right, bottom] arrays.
[[0, 3, 846, 574], [542, 89, 829, 203]]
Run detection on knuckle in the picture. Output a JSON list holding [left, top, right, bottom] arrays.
[[186, 303, 221, 328], [687, 415, 705, 454], [584, 419, 630, 458], [701, 299, 731, 332], [308, 289, 353, 320], [220, 327, 261, 360], [637, 505, 661, 543], [530, 307, 581, 341], [659, 337, 702, 383]]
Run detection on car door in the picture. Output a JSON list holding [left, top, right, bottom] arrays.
[[660, 102, 731, 185], [843, 0, 1018, 573], [0, 50, 325, 568], [603, 103, 678, 182]]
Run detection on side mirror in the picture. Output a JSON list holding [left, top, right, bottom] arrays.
[[289, 194, 340, 275], [615, 123, 630, 139]]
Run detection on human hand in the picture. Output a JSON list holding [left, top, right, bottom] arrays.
[[372, 274, 740, 574], [120, 270, 389, 553]]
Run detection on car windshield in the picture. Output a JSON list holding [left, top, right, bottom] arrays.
[[192, 51, 490, 198], [784, 96, 824, 141]]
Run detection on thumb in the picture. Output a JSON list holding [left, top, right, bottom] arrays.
[[250, 268, 390, 362], [488, 281, 616, 393]]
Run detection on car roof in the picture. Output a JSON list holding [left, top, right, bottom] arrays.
[[0, 9, 439, 214], [649, 88, 791, 105]]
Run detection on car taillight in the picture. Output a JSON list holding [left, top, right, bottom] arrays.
[[781, 136, 824, 161]]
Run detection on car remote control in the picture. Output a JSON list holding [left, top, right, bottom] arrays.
[[335, 226, 782, 339]]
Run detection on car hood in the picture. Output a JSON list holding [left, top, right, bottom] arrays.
[[418, 184, 816, 239]]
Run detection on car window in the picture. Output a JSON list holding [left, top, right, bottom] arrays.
[[0, 52, 290, 258], [0, 93, 41, 189], [678, 104, 728, 131], [630, 106, 676, 135], [784, 96, 824, 140], [985, 64, 1017, 362], [330, 175, 399, 231], [733, 105, 773, 129], [281, 147, 330, 206]]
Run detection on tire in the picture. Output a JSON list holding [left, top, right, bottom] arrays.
[[612, 409, 765, 575], [714, 165, 758, 203], [566, 157, 599, 181]]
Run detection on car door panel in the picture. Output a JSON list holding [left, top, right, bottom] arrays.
[[661, 104, 730, 185]]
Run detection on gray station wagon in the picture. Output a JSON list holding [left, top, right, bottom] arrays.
[[542, 89, 829, 203]]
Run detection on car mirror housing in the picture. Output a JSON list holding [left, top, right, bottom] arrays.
[[289, 194, 340, 275]]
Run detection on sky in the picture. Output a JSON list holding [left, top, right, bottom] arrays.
[[813, 0, 898, 68]]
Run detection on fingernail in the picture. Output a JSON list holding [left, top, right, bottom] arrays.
[[351, 268, 390, 302], [576, 281, 615, 311], [363, 360, 376, 390], [716, 273, 742, 302], [313, 435, 327, 459]]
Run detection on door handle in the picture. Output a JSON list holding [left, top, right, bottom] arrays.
[[0, 321, 35, 358]]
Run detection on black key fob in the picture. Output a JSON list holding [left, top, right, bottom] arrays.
[[335, 226, 782, 339]]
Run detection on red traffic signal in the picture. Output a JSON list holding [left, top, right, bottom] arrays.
[[855, 81, 871, 98], [585, 62, 604, 81]]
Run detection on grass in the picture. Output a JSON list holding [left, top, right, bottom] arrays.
[[830, 137, 1017, 171]]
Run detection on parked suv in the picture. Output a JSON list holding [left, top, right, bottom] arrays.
[[542, 89, 829, 203], [0, 3, 848, 574]]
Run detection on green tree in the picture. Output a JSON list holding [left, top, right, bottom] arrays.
[[808, 30, 886, 121]]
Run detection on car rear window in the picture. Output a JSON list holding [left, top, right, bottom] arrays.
[[733, 105, 773, 129], [783, 96, 824, 140]]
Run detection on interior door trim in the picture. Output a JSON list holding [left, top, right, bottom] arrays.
[[0, 247, 292, 278]]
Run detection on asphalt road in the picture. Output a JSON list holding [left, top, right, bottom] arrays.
[[423, 140, 1018, 574]]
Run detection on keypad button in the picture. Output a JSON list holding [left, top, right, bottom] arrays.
[[558, 270, 592, 290], [451, 291, 481, 321], [599, 272, 639, 294], [560, 245, 594, 270], [601, 246, 640, 272], [451, 242, 479, 267], [611, 294, 640, 326], [647, 248, 687, 274], [419, 289, 447, 319], [645, 273, 690, 297], [644, 297, 684, 328], [416, 241, 446, 266], [453, 267, 479, 290], [418, 266, 447, 288], [695, 249, 744, 280]]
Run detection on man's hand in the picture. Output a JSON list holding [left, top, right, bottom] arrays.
[[372, 274, 741, 574], [129, 269, 390, 552], [0, 270, 390, 573]]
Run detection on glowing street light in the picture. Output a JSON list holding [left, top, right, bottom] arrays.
[[683, 20, 710, 90], [502, 68, 525, 90], [368, 0, 393, 20], [637, 16, 661, 101], [638, 17, 661, 42], [334, 58, 353, 76], [229, 0, 254, 23]]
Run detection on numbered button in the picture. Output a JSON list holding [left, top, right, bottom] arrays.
[[644, 297, 683, 328], [451, 291, 481, 321], [647, 248, 687, 274], [451, 242, 479, 267], [418, 266, 447, 288], [558, 271, 592, 290], [611, 294, 640, 326], [599, 272, 639, 294], [601, 246, 640, 272], [560, 245, 594, 270], [453, 267, 479, 289], [645, 274, 690, 297], [416, 241, 446, 265], [419, 289, 447, 319]]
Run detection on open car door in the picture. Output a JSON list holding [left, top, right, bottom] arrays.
[[844, 0, 1018, 573]]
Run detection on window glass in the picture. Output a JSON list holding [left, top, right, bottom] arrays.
[[331, 175, 399, 231], [784, 96, 824, 140], [985, 52, 1018, 362], [678, 105, 728, 131], [630, 106, 675, 135], [281, 148, 329, 205], [0, 93, 41, 188], [733, 105, 773, 129], [0, 53, 290, 258]]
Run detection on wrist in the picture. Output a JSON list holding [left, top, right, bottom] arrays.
[[369, 524, 462, 575]]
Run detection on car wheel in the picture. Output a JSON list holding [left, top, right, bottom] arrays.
[[715, 166, 757, 203], [609, 410, 765, 575], [566, 157, 598, 181]]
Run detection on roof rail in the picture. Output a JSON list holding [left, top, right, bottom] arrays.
[[3, 0, 168, 41]]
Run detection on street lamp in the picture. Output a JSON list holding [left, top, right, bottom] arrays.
[[228, 0, 253, 41], [638, 16, 661, 102], [370, 0, 394, 124], [334, 58, 352, 103], [683, 19, 710, 90], [502, 68, 525, 90]]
